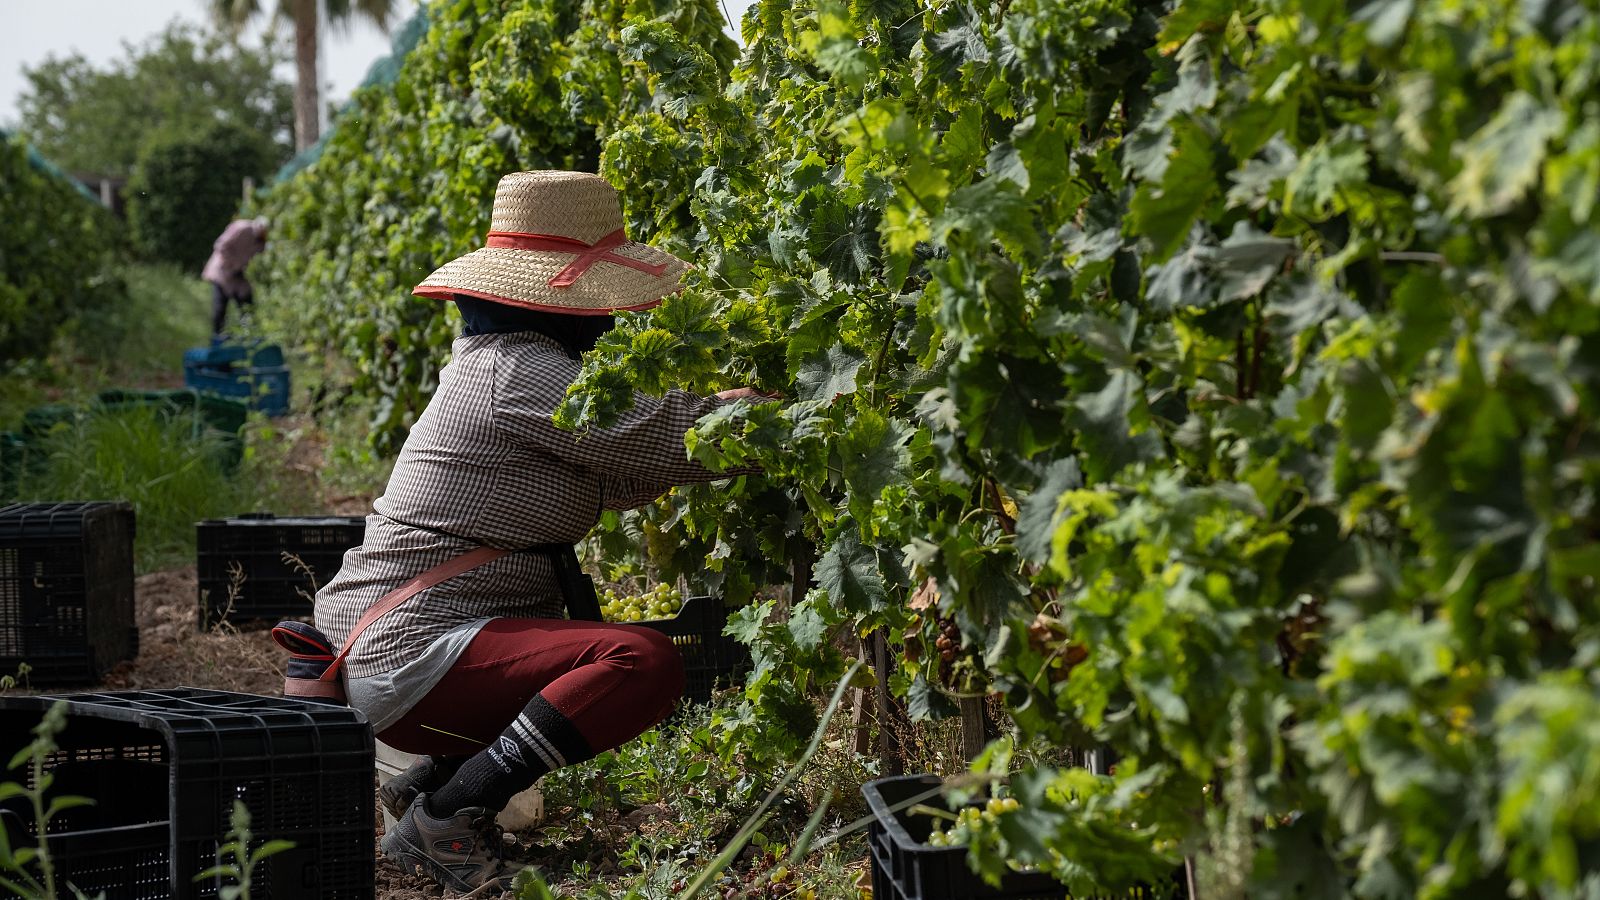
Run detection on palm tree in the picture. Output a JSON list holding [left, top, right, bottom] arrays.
[[209, 0, 397, 152]]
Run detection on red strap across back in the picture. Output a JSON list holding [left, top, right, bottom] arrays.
[[320, 546, 513, 682], [485, 229, 669, 287]]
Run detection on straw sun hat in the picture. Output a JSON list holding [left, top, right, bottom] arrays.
[[413, 171, 690, 315]]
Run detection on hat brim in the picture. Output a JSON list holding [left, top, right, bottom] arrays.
[[414, 241, 689, 314]]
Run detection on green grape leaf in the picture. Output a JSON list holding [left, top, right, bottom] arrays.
[[1071, 369, 1163, 481], [1130, 128, 1216, 262], [1214, 222, 1292, 301], [907, 673, 959, 721], [796, 343, 867, 403], [1284, 136, 1369, 220], [787, 601, 833, 651], [839, 409, 913, 505], [816, 527, 888, 613], [933, 177, 1039, 257], [813, 1, 873, 91], [1145, 236, 1213, 312], [1016, 458, 1084, 564], [1352, 0, 1416, 48], [1448, 92, 1565, 217]]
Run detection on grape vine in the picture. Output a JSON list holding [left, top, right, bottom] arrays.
[[260, 0, 1600, 894], [566, 0, 1600, 895]]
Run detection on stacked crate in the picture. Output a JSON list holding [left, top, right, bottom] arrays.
[[182, 341, 291, 417]]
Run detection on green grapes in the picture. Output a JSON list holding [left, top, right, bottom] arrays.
[[924, 797, 1019, 847], [599, 583, 684, 622]]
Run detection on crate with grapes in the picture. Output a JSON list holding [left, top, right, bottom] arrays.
[[599, 585, 748, 703], [598, 583, 684, 622]]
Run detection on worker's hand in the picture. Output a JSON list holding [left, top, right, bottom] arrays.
[[716, 387, 782, 402]]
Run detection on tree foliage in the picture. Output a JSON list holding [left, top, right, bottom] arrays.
[[126, 122, 273, 272], [0, 136, 126, 367], [16, 22, 292, 180], [263, 0, 1600, 894]]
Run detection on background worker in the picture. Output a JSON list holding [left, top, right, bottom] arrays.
[[201, 216, 269, 335], [315, 171, 768, 892]]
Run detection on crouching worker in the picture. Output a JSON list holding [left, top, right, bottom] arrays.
[[312, 172, 765, 892]]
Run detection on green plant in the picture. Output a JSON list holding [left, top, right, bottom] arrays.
[[193, 800, 294, 900], [13, 405, 267, 571], [525, 673, 866, 899], [0, 663, 32, 693], [0, 135, 127, 369], [127, 122, 271, 271], [0, 701, 98, 900]]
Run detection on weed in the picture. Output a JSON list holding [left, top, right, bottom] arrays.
[[281, 551, 321, 604], [12, 405, 266, 571], [0, 663, 32, 693], [0, 700, 98, 900], [193, 800, 294, 900], [525, 670, 874, 900]]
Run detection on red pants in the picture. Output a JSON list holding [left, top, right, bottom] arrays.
[[378, 619, 686, 757]]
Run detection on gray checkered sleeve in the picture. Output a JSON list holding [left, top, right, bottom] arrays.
[[491, 343, 737, 485]]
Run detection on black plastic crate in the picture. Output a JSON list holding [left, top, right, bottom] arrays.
[[0, 687, 375, 900], [196, 515, 366, 628], [0, 502, 138, 685], [864, 775, 1184, 900], [637, 595, 750, 703]]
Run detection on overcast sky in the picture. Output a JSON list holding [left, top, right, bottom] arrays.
[[0, 0, 754, 131]]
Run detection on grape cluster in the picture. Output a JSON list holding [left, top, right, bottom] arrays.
[[599, 584, 683, 622], [925, 797, 1020, 847], [935, 617, 962, 685], [935, 619, 961, 663]]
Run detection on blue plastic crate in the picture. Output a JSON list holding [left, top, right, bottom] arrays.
[[182, 341, 290, 416]]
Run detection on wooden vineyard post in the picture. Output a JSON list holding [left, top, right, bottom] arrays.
[[959, 694, 989, 762], [789, 535, 813, 612], [873, 627, 905, 776], [851, 635, 874, 755]]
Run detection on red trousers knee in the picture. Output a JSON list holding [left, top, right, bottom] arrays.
[[377, 618, 686, 758]]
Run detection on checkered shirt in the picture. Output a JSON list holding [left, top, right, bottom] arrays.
[[314, 331, 739, 678]]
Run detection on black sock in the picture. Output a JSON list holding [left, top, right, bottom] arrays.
[[425, 695, 592, 817]]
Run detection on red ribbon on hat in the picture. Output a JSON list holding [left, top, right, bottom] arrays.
[[485, 229, 668, 288]]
